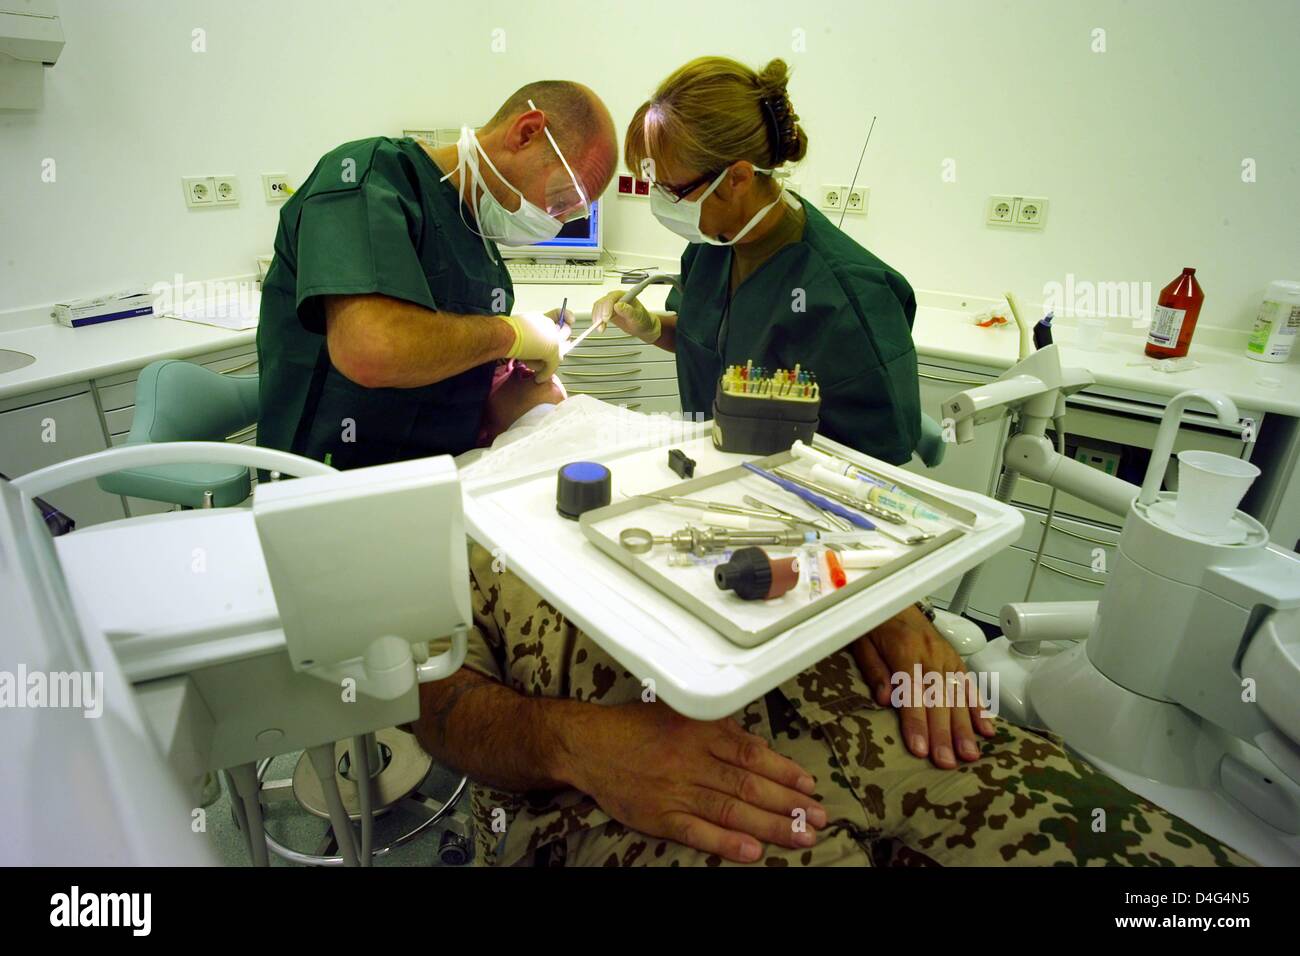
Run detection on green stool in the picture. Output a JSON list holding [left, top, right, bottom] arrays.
[[97, 359, 259, 508], [916, 413, 947, 468]]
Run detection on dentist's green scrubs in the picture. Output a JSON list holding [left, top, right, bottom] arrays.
[[257, 137, 513, 469], [666, 195, 920, 464]]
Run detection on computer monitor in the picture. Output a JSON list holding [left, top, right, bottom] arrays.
[[500, 200, 602, 261]]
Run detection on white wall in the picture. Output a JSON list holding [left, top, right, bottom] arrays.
[[2, 0, 1297, 329]]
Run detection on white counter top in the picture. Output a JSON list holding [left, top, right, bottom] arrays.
[[911, 292, 1300, 417], [2, 281, 1296, 418], [0, 315, 256, 401]]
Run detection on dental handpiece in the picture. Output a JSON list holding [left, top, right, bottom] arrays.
[[567, 274, 684, 354]]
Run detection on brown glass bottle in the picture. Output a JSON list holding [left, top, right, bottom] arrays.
[[1145, 267, 1204, 359]]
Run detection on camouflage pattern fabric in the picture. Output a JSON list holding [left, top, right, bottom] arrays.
[[456, 543, 1250, 867]]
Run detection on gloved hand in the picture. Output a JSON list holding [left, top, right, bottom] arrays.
[[591, 289, 662, 344], [500, 310, 570, 382]]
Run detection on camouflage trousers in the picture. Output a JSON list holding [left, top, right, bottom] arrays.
[[461, 543, 1250, 867]]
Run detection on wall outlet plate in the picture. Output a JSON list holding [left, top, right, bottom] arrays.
[[820, 184, 844, 210], [262, 173, 292, 202], [213, 176, 239, 205], [842, 185, 869, 216], [986, 195, 1016, 225], [1015, 196, 1048, 228], [182, 176, 215, 208], [987, 194, 1048, 229]]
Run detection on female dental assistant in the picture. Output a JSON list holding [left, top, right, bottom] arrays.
[[594, 57, 921, 464]]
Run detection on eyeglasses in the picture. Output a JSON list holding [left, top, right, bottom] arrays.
[[652, 169, 726, 204], [530, 98, 591, 223]]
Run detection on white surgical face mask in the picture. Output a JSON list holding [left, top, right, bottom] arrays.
[[650, 165, 785, 246], [441, 126, 563, 249]]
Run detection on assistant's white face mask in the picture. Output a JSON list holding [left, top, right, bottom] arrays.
[[442, 126, 563, 248], [650, 165, 786, 246]]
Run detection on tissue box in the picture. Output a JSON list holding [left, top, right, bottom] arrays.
[[53, 290, 156, 328]]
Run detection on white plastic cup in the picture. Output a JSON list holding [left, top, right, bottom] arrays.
[[1174, 450, 1260, 536], [1075, 316, 1107, 350]]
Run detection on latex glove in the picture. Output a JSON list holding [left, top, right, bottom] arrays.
[[500, 310, 570, 382], [591, 289, 662, 344], [851, 604, 997, 769]]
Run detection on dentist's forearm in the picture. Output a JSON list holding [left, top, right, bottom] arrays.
[[413, 668, 590, 793], [324, 293, 515, 388]]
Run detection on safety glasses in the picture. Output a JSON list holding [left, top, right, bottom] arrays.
[[651, 168, 727, 204], [530, 98, 591, 223]]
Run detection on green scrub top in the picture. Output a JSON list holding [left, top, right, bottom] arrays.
[[256, 137, 513, 470], [665, 195, 921, 464]]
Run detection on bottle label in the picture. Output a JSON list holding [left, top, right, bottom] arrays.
[[1248, 302, 1300, 357], [1148, 305, 1186, 347]]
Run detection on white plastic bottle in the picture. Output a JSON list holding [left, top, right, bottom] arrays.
[[1246, 280, 1300, 363]]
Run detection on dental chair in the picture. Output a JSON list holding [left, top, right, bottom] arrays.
[[96, 359, 259, 509], [940, 346, 1300, 865], [74, 358, 470, 866]]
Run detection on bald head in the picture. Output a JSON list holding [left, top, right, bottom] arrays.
[[484, 81, 617, 206]]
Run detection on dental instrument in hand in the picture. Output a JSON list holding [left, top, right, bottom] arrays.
[[566, 273, 683, 355]]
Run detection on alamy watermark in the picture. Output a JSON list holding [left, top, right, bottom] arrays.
[[890, 664, 999, 719], [1, 666, 103, 718], [1041, 273, 1153, 327]]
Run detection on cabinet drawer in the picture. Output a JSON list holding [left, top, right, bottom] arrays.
[[200, 352, 258, 376], [611, 395, 683, 414], [1015, 509, 1119, 568], [105, 406, 135, 435], [97, 380, 139, 411], [558, 360, 677, 384], [563, 340, 665, 365], [564, 378, 679, 400], [967, 546, 1108, 619]]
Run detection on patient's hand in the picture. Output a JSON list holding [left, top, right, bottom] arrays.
[[562, 700, 827, 864], [479, 363, 567, 444], [851, 605, 997, 769]]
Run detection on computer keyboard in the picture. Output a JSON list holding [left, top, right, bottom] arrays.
[[505, 261, 605, 285]]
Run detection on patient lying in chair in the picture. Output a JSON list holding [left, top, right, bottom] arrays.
[[423, 366, 1250, 868]]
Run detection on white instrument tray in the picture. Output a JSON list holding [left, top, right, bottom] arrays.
[[461, 433, 1024, 719]]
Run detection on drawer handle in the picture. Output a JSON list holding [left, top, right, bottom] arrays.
[[1043, 522, 1114, 546], [1040, 561, 1105, 586], [219, 359, 258, 375], [562, 368, 642, 379], [225, 423, 257, 441], [622, 403, 642, 410], [567, 349, 639, 359], [918, 370, 987, 386], [567, 385, 641, 396]]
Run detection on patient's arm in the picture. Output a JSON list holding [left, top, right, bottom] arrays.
[[851, 604, 997, 769], [413, 670, 828, 863]]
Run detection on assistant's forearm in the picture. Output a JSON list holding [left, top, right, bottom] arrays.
[[650, 311, 677, 353], [412, 668, 588, 792]]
